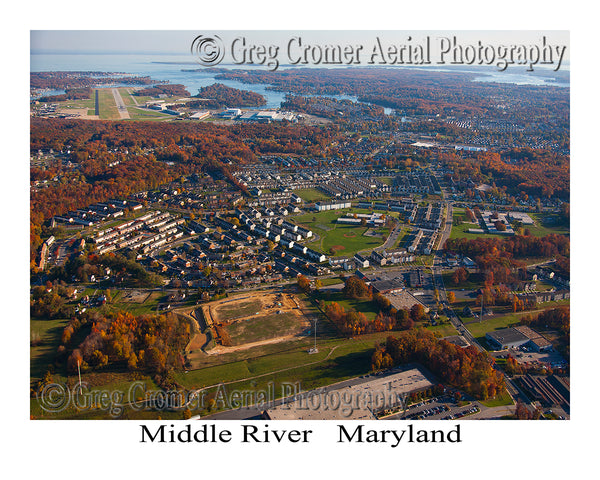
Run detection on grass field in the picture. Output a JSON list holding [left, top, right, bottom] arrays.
[[450, 208, 570, 240], [30, 372, 166, 420], [450, 208, 497, 240], [526, 213, 570, 237], [31, 318, 70, 382], [463, 312, 523, 342], [480, 387, 514, 407], [315, 290, 379, 321], [105, 290, 164, 316], [126, 106, 174, 121], [118, 88, 139, 106], [95, 88, 120, 119], [176, 330, 393, 393], [294, 188, 331, 203], [215, 299, 262, 321], [320, 277, 344, 286], [292, 209, 388, 256], [226, 312, 307, 346], [115, 88, 175, 120], [426, 323, 459, 338]]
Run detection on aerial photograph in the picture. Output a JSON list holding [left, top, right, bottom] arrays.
[[29, 30, 570, 423]]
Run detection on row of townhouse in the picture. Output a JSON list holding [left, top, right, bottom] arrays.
[[370, 249, 416, 266], [392, 173, 441, 195], [317, 176, 388, 199], [412, 204, 444, 230], [405, 229, 438, 255]]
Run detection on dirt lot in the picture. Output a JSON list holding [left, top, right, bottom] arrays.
[[199, 291, 311, 353], [120, 290, 152, 303]]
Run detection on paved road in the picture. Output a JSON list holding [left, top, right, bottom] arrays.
[[427, 188, 532, 408], [112, 88, 130, 119], [126, 88, 140, 106], [374, 222, 403, 252]]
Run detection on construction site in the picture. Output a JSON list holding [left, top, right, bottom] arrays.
[[188, 290, 314, 359]]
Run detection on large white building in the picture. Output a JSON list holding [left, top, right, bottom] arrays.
[[315, 200, 351, 211]]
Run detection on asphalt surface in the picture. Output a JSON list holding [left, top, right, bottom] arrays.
[[112, 88, 130, 119]]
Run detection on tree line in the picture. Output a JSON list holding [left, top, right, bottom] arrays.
[[372, 329, 505, 400], [444, 234, 569, 286], [64, 311, 192, 375], [190, 83, 266, 108]]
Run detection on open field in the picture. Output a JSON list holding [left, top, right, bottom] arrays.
[[480, 387, 514, 407], [450, 209, 569, 240], [176, 330, 395, 394], [213, 298, 263, 321], [96, 88, 121, 119], [44, 87, 178, 121], [292, 209, 388, 256], [315, 290, 379, 321], [294, 187, 331, 203], [31, 318, 69, 382], [427, 323, 459, 338], [450, 208, 497, 240], [226, 313, 306, 346], [198, 291, 313, 355], [102, 290, 164, 316], [320, 276, 344, 286], [30, 372, 166, 420], [526, 213, 570, 237], [118, 88, 180, 120], [126, 106, 174, 121], [442, 271, 485, 290], [43, 95, 96, 118], [118, 88, 138, 106], [463, 312, 528, 346]]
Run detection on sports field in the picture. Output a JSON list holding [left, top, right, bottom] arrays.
[[292, 209, 388, 256]]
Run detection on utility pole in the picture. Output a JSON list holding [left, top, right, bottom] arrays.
[[479, 291, 484, 323], [309, 318, 318, 354]]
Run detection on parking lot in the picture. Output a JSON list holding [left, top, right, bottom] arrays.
[[383, 395, 484, 420], [493, 347, 567, 369]]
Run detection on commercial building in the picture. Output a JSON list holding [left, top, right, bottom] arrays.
[[190, 110, 211, 120], [486, 328, 530, 350], [485, 325, 553, 352], [263, 367, 433, 420]]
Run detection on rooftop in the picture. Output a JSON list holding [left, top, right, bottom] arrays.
[[264, 367, 433, 420], [486, 327, 529, 345]]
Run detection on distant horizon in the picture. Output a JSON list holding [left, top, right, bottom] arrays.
[[29, 50, 571, 66], [31, 30, 570, 61]]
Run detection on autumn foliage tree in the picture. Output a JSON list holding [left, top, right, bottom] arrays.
[[322, 301, 413, 337], [342, 275, 371, 299], [297, 274, 311, 293], [65, 311, 191, 375], [452, 267, 469, 286], [374, 328, 504, 400]]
